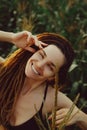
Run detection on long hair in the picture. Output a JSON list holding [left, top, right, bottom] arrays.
[[0, 49, 32, 126], [0, 33, 74, 127]]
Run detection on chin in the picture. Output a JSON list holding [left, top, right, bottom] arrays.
[[25, 72, 45, 82]]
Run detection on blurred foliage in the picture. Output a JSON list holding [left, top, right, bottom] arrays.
[[0, 0, 87, 129]]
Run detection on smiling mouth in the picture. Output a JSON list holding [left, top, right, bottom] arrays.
[[31, 63, 40, 75]]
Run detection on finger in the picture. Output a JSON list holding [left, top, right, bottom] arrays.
[[55, 118, 64, 126], [48, 109, 67, 120], [25, 46, 36, 53], [20, 31, 31, 39], [38, 41, 48, 49], [26, 32, 32, 42], [48, 110, 64, 120], [39, 41, 48, 47], [56, 108, 67, 115], [48, 114, 52, 120], [38, 41, 43, 49], [31, 36, 48, 49], [32, 36, 43, 49], [32, 36, 39, 45], [56, 113, 66, 120]]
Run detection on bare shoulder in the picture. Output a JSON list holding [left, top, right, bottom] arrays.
[[43, 85, 74, 114], [57, 91, 73, 108]]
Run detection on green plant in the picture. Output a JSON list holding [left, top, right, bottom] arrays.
[[0, 1, 87, 129]]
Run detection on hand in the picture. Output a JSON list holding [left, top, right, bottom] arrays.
[[48, 107, 80, 128], [12, 31, 47, 52]]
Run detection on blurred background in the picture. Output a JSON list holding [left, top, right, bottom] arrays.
[[0, 0, 87, 129]]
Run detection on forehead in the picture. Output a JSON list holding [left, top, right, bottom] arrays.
[[43, 45, 65, 70]]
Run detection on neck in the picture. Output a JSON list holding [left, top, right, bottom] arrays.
[[22, 77, 46, 94]]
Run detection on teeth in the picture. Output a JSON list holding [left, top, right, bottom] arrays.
[[32, 64, 39, 75]]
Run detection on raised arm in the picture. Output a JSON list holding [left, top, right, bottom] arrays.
[[0, 30, 47, 52], [0, 30, 14, 43]]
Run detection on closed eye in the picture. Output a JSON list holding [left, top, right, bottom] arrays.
[[49, 66, 54, 71], [39, 51, 44, 59], [47, 63, 54, 72], [38, 49, 56, 71]]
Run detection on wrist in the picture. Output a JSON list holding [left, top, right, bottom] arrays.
[[76, 110, 87, 130], [0, 31, 14, 43], [77, 110, 87, 123], [9, 32, 15, 44]]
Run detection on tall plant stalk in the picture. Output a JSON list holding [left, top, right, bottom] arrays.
[[34, 74, 80, 130], [58, 93, 80, 130], [51, 73, 59, 130]]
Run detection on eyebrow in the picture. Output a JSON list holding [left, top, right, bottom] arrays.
[[41, 49, 56, 69], [41, 49, 46, 56]]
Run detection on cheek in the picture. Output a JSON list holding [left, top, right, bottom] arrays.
[[25, 60, 30, 75], [25, 64, 28, 76], [44, 68, 54, 77]]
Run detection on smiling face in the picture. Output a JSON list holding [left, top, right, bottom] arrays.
[[25, 45, 65, 82]]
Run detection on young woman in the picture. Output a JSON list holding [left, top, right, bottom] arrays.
[[0, 30, 87, 130]]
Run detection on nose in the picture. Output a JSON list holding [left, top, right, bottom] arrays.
[[37, 58, 49, 68]]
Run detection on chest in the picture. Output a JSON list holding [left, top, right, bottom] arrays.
[[11, 87, 54, 126], [11, 89, 45, 125], [16, 90, 44, 114]]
